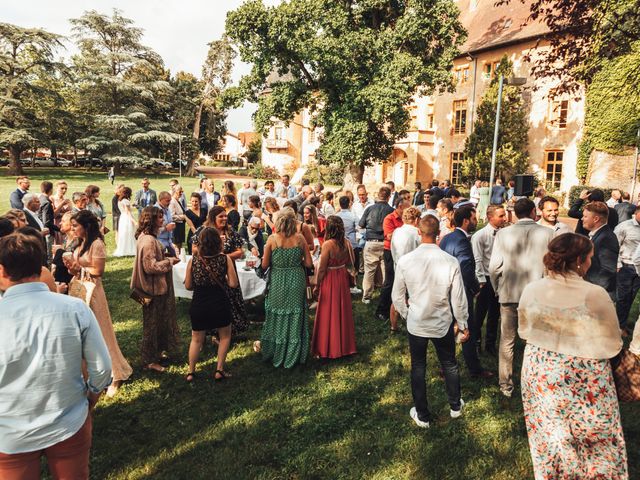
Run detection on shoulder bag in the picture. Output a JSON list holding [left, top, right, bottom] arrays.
[[612, 349, 640, 402]]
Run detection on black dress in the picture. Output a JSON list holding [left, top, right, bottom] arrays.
[[185, 208, 207, 254], [189, 254, 233, 331]]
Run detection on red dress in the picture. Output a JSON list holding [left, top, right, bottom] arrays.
[[311, 254, 356, 359]]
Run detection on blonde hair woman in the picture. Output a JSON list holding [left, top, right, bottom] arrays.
[[255, 208, 313, 368]]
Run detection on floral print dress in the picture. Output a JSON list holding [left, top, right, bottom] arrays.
[[521, 343, 628, 479]]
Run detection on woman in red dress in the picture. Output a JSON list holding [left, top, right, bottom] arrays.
[[311, 216, 357, 359]]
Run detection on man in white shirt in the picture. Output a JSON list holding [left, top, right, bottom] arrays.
[[606, 189, 622, 208], [614, 204, 640, 331], [420, 195, 440, 219], [471, 204, 506, 356], [238, 180, 257, 224], [469, 180, 481, 206], [393, 215, 469, 428], [386, 181, 398, 207], [390, 207, 421, 266], [352, 185, 374, 273], [537, 196, 571, 236]]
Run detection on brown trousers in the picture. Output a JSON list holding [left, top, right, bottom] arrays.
[[0, 414, 92, 480]]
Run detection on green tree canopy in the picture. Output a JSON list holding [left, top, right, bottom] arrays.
[[462, 57, 529, 182], [0, 22, 65, 174], [224, 0, 465, 184]]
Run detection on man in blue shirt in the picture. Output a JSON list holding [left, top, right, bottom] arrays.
[[156, 191, 177, 256], [490, 179, 507, 205], [336, 195, 360, 294], [0, 232, 112, 478]]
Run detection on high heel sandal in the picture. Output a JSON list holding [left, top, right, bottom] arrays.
[[214, 370, 232, 381], [186, 372, 196, 382]]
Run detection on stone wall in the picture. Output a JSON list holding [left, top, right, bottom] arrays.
[[587, 149, 638, 194]]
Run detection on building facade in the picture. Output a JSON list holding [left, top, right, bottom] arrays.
[[262, 0, 586, 192]]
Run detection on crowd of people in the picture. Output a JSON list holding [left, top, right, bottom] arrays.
[[1, 172, 639, 478]]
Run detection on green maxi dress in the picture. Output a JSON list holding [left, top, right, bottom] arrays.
[[261, 246, 309, 368]]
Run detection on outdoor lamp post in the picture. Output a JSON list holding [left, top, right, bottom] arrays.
[[488, 75, 527, 189]]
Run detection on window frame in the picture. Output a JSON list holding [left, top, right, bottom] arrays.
[[544, 150, 564, 190], [452, 99, 467, 135], [450, 152, 464, 185]]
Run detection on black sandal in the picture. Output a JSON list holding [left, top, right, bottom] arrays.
[[214, 369, 231, 381], [186, 372, 196, 382]]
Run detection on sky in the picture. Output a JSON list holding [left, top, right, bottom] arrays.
[[2, 0, 280, 133]]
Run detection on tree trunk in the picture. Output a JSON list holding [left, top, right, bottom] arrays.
[[186, 152, 199, 177], [186, 102, 205, 177], [50, 145, 58, 164], [114, 160, 122, 176], [343, 163, 365, 191], [7, 146, 24, 176]]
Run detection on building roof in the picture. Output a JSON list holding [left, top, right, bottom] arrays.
[[458, 0, 550, 55]]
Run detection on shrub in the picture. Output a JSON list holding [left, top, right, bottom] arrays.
[[249, 163, 280, 180]]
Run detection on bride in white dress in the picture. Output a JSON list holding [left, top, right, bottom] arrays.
[[113, 187, 138, 257]]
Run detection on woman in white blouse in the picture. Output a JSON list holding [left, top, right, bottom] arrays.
[[518, 233, 627, 479]]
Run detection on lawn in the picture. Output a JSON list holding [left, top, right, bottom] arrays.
[[1, 168, 638, 479]]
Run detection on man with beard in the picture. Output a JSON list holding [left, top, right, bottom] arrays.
[[537, 196, 571, 236]]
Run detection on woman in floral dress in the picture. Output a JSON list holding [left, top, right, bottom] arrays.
[[518, 233, 627, 479]]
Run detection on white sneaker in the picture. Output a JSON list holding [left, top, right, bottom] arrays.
[[350, 287, 362, 295], [362, 298, 370, 304], [409, 407, 430, 428], [450, 399, 465, 419]]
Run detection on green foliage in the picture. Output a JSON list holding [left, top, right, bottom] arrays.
[[0, 22, 65, 173], [582, 42, 640, 156], [247, 162, 280, 179], [304, 160, 344, 186], [462, 56, 529, 181], [224, 0, 465, 180], [567, 185, 615, 206], [245, 137, 262, 164], [576, 138, 592, 184]]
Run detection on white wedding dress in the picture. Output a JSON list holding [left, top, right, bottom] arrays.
[[113, 199, 137, 257]]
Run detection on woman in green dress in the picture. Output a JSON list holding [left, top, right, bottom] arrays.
[[256, 207, 313, 368], [477, 181, 490, 222]]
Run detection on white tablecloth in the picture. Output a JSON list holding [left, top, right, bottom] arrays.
[[173, 256, 266, 300]]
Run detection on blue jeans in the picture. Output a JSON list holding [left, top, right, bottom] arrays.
[[408, 326, 461, 422], [616, 264, 640, 328]]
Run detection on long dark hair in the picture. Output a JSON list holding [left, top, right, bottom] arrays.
[[205, 205, 230, 236], [136, 206, 162, 239], [198, 227, 223, 256], [72, 210, 103, 257], [324, 215, 346, 251]]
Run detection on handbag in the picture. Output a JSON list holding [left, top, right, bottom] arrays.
[[130, 288, 153, 306], [346, 243, 357, 288], [255, 263, 271, 296], [612, 349, 640, 402], [68, 268, 96, 306]]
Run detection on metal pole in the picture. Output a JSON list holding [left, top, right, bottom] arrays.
[[631, 128, 640, 201], [178, 135, 182, 178], [488, 74, 504, 189]]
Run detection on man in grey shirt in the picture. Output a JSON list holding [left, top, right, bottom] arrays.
[[0, 233, 112, 477], [614, 204, 640, 331]]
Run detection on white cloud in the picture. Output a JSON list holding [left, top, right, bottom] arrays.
[[2, 0, 270, 132]]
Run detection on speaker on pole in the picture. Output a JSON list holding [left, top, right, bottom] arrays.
[[514, 175, 534, 196]]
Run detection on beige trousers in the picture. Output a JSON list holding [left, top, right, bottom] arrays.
[[362, 241, 385, 301], [499, 303, 519, 394]]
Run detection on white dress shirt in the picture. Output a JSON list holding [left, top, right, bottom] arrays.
[[614, 218, 640, 267], [352, 198, 374, 241], [392, 243, 469, 338], [471, 223, 498, 283], [390, 224, 421, 265], [537, 219, 571, 237]]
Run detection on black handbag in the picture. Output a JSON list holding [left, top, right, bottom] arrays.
[[255, 264, 271, 296]]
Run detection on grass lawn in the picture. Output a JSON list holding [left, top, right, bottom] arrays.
[[1, 168, 639, 479]]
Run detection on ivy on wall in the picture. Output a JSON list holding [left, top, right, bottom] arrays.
[[579, 42, 640, 184]]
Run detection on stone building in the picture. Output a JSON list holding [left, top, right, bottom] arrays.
[[262, 0, 592, 192]]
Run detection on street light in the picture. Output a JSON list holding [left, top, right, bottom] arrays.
[[488, 75, 527, 190]]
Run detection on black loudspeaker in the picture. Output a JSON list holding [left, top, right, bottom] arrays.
[[514, 175, 534, 196]]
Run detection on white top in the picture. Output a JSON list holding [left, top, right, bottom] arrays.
[[537, 219, 572, 237], [614, 218, 640, 267], [606, 198, 618, 208], [471, 223, 499, 283], [390, 224, 421, 265], [352, 198, 374, 241], [392, 243, 468, 338], [470, 185, 480, 204], [322, 201, 336, 216]]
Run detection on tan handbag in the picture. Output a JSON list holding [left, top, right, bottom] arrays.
[[612, 349, 640, 402], [68, 268, 96, 306]]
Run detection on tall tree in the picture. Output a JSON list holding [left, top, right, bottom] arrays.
[[224, 0, 465, 185], [186, 36, 236, 175], [71, 9, 179, 170], [0, 23, 64, 175], [462, 57, 529, 182]]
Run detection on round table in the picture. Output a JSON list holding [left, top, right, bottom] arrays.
[[173, 256, 266, 300]]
